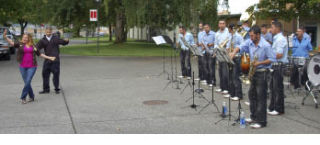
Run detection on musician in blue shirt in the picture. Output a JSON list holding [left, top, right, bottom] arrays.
[[214, 20, 230, 95], [290, 27, 313, 89], [230, 25, 274, 129], [178, 26, 194, 78], [261, 24, 273, 44], [242, 21, 251, 40], [268, 21, 288, 116], [226, 24, 244, 101], [200, 24, 216, 86], [197, 23, 206, 81]]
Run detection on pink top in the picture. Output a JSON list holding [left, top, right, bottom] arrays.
[[20, 45, 37, 68]]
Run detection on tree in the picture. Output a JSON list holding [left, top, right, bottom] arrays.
[[104, 0, 219, 43], [0, 0, 43, 35], [248, 0, 320, 21]]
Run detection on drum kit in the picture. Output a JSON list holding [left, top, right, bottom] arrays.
[[302, 53, 320, 108], [284, 50, 320, 108]]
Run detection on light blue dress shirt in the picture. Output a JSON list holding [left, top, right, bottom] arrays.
[[202, 30, 216, 54], [197, 31, 205, 53], [243, 26, 250, 40], [214, 28, 229, 50], [239, 37, 275, 69], [262, 32, 273, 44], [227, 32, 244, 51], [303, 32, 311, 42], [291, 36, 313, 58], [178, 32, 195, 51], [272, 33, 288, 63]]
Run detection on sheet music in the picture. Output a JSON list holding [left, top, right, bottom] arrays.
[[180, 36, 203, 56], [152, 36, 167, 45]]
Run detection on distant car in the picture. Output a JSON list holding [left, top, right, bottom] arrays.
[[0, 35, 10, 60], [0, 27, 16, 54]]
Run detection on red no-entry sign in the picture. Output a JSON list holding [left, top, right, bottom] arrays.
[[90, 9, 98, 22]]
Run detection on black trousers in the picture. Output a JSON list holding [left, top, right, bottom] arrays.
[[219, 62, 229, 91], [228, 57, 243, 98], [180, 50, 191, 77], [198, 56, 205, 80], [290, 64, 308, 89], [269, 64, 285, 113], [203, 53, 216, 84], [249, 71, 268, 126], [42, 60, 60, 91]]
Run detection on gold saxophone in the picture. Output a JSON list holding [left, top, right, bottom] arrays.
[[218, 38, 229, 49], [248, 55, 258, 81]]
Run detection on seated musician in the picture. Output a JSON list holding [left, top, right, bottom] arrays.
[[290, 26, 313, 89]]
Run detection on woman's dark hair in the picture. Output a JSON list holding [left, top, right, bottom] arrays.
[[249, 25, 261, 35]]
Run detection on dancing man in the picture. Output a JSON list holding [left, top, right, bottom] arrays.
[[37, 27, 69, 94]]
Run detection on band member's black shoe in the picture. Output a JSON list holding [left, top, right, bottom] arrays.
[[28, 98, 35, 102], [55, 89, 61, 94], [39, 91, 50, 94], [21, 99, 27, 104]]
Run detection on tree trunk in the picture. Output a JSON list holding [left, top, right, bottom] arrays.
[[109, 24, 112, 42], [114, 0, 127, 44], [18, 19, 28, 36]]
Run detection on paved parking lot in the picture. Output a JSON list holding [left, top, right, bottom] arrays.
[[0, 55, 319, 133]]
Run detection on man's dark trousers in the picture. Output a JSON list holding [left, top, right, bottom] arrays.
[[42, 60, 60, 92]]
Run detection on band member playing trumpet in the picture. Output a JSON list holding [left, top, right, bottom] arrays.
[[200, 24, 216, 86], [226, 24, 244, 101], [268, 21, 288, 116], [290, 26, 313, 89], [178, 26, 194, 79], [214, 20, 230, 96], [241, 21, 251, 41], [230, 26, 274, 129]]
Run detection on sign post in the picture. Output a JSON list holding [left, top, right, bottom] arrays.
[[90, 9, 99, 53]]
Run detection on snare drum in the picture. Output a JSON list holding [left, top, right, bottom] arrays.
[[291, 57, 309, 66]]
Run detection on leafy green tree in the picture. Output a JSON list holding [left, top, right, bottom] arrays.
[[249, 0, 320, 21]]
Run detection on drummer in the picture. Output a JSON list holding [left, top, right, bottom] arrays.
[[290, 26, 313, 89]]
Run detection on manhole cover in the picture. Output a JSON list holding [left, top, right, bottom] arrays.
[[143, 100, 168, 105]]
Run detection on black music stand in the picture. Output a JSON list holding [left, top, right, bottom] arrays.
[[153, 35, 180, 90], [212, 47, 236, 126], [152, 36, 170, 80]]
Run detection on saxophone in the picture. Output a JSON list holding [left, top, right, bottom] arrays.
[[213, 38, 234, 64], [248, 55, 258, 81]]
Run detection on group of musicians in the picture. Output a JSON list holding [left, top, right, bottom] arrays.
[[177, 19, 313, 129]]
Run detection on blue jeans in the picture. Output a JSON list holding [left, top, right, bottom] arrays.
[[19, 67, 37, 100]]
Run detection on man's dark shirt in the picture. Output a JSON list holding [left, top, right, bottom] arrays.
[[36, 35, 69, 61]]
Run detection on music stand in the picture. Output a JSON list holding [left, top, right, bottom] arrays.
[[153, 35, 180, 90], [179, 36, 203, 94], [152, 36, 170, 80], [211, 42, 237, 126]]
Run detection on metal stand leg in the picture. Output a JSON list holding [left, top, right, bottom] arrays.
[[302, 81, 319, 108]]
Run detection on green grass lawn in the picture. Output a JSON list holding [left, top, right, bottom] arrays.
[[60, 41, 175, 57]]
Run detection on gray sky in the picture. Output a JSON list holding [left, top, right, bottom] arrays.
[[218, 0, 259, 14]]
